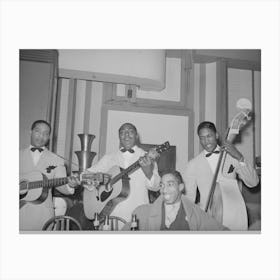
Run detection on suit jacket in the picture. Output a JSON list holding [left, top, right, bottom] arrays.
[[83, 146, 161, 222], [183, 151, 259, 209], [122, 195, 227, 231], [19, 147, 72, 230]]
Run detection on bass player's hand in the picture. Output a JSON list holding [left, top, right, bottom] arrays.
[[221, 140, 244, 161]]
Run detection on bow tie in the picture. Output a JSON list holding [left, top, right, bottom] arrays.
[[205, 150, 220, 157], [30, 147, 44, 153], [120, 147, 135, 153]]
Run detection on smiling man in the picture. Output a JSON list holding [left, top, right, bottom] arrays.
[[83, 123, 161, 222], [122, 170, 226, 231], [182, 121, 259, 230]]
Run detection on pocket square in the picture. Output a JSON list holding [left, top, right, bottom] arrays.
[[46, 165, 57, 173], [228, 164, 235, 174]]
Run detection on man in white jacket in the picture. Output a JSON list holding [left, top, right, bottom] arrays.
[[183, 121, 259, 230], [20, 120, 76, 231], [83, 123, 161, 222]]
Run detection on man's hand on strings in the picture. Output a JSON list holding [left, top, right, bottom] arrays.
[[139, 152, 156, 180], [68, 174, 80, 189], [68, 172, 111, 190], [221, 140, 244, 161]]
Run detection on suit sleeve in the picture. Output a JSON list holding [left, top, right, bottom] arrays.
[[54, 158, 74, 195], [183, 162, 198, 203], [227, 156, 259, 188], [87, 155, 113, 173], [192, 204, 228, 231]]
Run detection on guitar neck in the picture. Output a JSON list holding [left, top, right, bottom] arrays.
[[111, 161, 140, 185], [110, 142, 169, 185], [27, 177, 69, 191]]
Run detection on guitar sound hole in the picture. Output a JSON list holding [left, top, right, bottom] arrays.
[[100, 189, 113, 202]]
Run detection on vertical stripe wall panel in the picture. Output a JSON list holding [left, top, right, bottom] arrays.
[[56, 78, 103, 173], [57, 78, 69, 162], [89, 82, 103, 164], [64, 79, 77, 173], [205, 62, 217, 124], [253, 71, 261, 159], [72, 80, 87, 170], [193, 63, 200, 156]]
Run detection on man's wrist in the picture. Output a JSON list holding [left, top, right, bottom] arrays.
[[238, 155, 244, 162], [238, 155, 246, 166]]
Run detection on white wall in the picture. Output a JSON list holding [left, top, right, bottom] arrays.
[[105, 110, 189, 174]]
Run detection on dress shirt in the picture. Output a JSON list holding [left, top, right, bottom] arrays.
[[164, 201, 181, 228], [121, 146, 137, 168], [30, 145, 45, 166], [204, 147, 220, 173], [121, 146, 155, 186]]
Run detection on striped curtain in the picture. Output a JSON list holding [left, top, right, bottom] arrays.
[[54, 78, 103, 174]]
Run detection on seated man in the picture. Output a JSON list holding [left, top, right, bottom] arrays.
[[123, 170, 227, 231]]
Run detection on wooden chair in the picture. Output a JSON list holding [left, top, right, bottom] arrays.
[[100, 216, 127, 231], [42, 215, 82, 231]]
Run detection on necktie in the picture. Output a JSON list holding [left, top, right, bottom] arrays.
[[120, 147, 134, 153], [30, 147, 44, 153], [205, 150, 220, 157]]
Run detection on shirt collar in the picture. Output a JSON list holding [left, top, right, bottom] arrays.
[[119, 145, 137, 153], [164, 200, 181, 212], [203, 145, 220, 156], [29, 145, 46, 151]]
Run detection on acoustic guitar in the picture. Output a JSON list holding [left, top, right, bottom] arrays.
[[204, 107, 251, 230], [19, 171, 103, 209], [84, 141, 170, 220]]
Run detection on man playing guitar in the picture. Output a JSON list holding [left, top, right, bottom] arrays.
[[80, 123, 161, 222]]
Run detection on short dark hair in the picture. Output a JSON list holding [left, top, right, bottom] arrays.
[[197, 121, 216, 135], [31, 120, 51, 133], [161, 170, 185, 194], [161, 170, 184, 184], [118, 123, 137, 134]]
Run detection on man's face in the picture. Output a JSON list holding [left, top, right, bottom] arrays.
[[119, 124, 138, 150], [198, 127, 218, 153], [160, 174, 183, 205], [30, 123, 50, 147]]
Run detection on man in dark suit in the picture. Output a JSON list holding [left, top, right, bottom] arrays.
[[122, 170, 226, 231]]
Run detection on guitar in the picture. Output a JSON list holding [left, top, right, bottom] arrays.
[[204, 107, 251, 230], [83, 141, 170, 220], [19, 171, 104, 209]]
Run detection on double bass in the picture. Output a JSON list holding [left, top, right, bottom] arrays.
[[204, 103, 252, 230]]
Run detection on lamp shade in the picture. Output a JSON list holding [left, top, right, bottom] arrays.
[[58, 50, 166, 91]]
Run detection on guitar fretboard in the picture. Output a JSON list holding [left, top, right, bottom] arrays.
[[27, 177, 68, 191], [111, 161, 140, 185], [110, 144, 168, 185]]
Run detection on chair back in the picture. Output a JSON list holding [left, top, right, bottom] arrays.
[[42, 215, 82, 231]]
